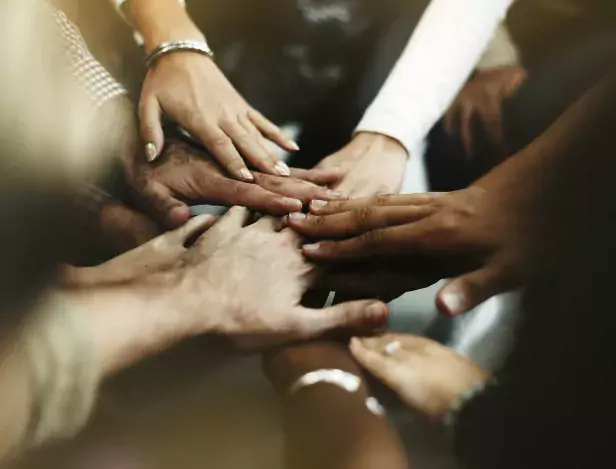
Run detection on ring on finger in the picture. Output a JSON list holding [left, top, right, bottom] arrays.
[[383, 340, 401, 357]]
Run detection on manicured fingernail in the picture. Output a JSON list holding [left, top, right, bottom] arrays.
[[145, 142, 157, 162], [303, 243, 320, 252], [287, 212, 306, 221], [275, 161, 291, 176], [240, 168, 254, 181], [311, 200, 328, 209], [326, 190, 347, 199], [440, 291, 463, 315], [283, 197, 303, 209], [288, 140, 300, 151]]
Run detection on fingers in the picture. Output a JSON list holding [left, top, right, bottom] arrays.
[[204, 176, 303, 213], [139, 96, 165, 163], [140, 181, 191, 229], [188, 118, 254, 182], [252, 215, 285, 232], [253, 173, 348, 205], [289, 167, 345, 185], [172, 214, 218, 244], [444, 101, 459, 136], [287, 205, 434, 239], [248, 109, 299, 152], [205, 206, 251, 237], [459, 103, 475, 157], [294, 300, 389, 337], [309, 193, 444, 216], [436, 261, 515, 316], [221, 117, 286, 176], [349, 337, 408, 389], [302, 222, 432, 262]]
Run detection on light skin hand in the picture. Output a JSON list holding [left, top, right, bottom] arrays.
[[127, 0, 298, 177], [61, 214, 217, 288], [64, 209, 389, 374], [126, 139, 346, 228], [316, 132, 408, 197], [175, 207, 389, 339], [139, 53, 297, 179], [350, 333, 488, 420]]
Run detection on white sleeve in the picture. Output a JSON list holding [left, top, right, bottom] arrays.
[[109, 0, 186, 45], [355, 0, 514, 153]]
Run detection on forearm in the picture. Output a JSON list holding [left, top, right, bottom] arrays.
[[356, 0, 513, 152], [64, 280, 192, 375], [124, 0, 204, 50], [266, 342, 409, 469]]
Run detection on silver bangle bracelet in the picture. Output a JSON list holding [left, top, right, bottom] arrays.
[[145, 40, 214, 68], [288, 369, 386, 417]]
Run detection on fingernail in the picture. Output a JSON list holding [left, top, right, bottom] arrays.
[[288, 140, 300, 151], [303, 243, 320, 252], [311, 200, 328, 209], [287, 212, 306, 221], [283, 197, 303, 210], [367, 302, 387, 322], [275, 161, 291, 177], [240, 168, 254, 181], [440, 291, 463, 316], [326, 190, 347, 200], [145, 142, 157, 162]]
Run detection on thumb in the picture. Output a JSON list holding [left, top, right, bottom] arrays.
[[140, 181, 191, 229], [139, 96, 165, 162], [296, 300, 389, 337], [436, 262, 514, 316]]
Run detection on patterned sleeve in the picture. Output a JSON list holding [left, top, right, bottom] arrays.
[[52, 9, 127, 112]]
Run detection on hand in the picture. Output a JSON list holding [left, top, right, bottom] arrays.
[[139, 53, 298, 179], [316, 132, 407, 197], [445, 67, 527, 156], [350, 333, 488, 419], [174, 207, 389, 340], [61, 214, 217, 287], [125, 139, 347, 228], [288, 189, 523, 315]]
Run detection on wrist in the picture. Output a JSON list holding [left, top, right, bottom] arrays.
[[128, 0, 205, 51], [263, 342, 365, 395], [65, 279, 193, 375], [352, 132, 408, 158]]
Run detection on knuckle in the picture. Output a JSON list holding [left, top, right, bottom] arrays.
[[373, 194, 391, 206], [353, 206, 375, 227], [359, 228, 385, 247], [210, 135, 232, 148]]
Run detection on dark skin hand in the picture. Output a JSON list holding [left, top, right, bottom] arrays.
[[288, 79, 607, 316], [124, 139, 347, 228], [445, 67, 527, 156], [288, 189, 519, 315], [263, 342, 410, 469]]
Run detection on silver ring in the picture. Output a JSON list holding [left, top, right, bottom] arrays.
[[383, 340, 401, 356]]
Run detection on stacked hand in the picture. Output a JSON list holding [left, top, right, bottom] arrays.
[[140, 53, 298, 179], [316, 132, 408, 198], [72, 207, 389, 342], [288, 188, 523, 315], [350, 333, 488, 419], [125, 139, 348, 228]]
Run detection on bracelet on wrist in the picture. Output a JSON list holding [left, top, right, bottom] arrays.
[[289, 369, 386, 417], [144, 40, 214, 68]]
